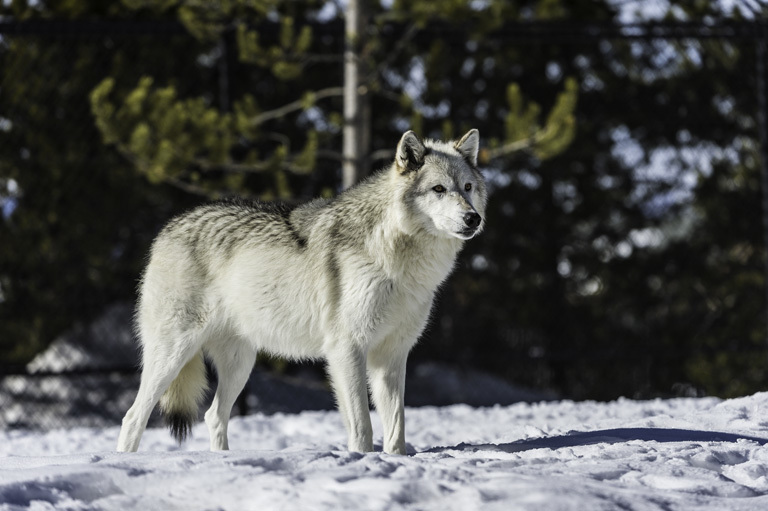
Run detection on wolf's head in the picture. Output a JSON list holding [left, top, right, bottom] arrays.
[[394, 129, 488, 240]]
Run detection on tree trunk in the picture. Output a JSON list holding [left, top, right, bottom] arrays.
[[342, 0, 368, 189]]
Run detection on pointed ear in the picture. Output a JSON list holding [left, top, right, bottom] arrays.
[[454, 129, 480, 167], [395, 130, 426, 174]]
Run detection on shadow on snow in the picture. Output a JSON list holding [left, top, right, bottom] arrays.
[[423, 428, 768, 454]]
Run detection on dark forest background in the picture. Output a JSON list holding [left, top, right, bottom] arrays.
[[2, 0, 768, 405]]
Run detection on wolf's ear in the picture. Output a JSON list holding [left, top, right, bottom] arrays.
[[454, 129, 480, 167], [395, 130, 426, 174]]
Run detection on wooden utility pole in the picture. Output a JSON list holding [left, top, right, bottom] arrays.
[[342, 0, 367, 189]]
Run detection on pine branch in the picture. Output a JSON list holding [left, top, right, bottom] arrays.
[[195, 159, 274, 173], [483, 136, 538, 162], [366, 23, 418, 84], [483, 120, 562, 163], [165, 177, 214, 197], [249, 86, 344, 127]]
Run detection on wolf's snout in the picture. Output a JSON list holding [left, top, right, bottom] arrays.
[[463, 212, 481, 230]]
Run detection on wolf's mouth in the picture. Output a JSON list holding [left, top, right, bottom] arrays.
[[457, 226, 480, 239]]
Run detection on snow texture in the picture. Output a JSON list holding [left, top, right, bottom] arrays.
[[3, 393, 768, 510]]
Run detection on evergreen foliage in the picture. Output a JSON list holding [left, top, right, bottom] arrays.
[[1, 0, 766, 400]]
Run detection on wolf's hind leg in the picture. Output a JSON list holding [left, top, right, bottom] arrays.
[[117, 330, 203, 452], [204, 339, 257, 451]]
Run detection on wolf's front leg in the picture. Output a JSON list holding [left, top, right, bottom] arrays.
[[367, 344, 409, 455], [326, 345, 374, 452]]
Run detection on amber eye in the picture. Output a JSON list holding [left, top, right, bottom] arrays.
[[465, 183, 472, 191], [433, 185, 446, 193]]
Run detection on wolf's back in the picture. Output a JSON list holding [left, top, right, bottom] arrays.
[[156, 198, 306, 255]]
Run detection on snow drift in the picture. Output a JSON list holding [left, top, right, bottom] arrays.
[[2, 393, 768, 510]]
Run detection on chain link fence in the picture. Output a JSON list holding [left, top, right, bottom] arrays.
[[2, 18, 767, 429]]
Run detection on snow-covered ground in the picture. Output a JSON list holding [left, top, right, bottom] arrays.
[[2, 393, 768, 510]]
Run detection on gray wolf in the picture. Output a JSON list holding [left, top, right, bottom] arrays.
[[116, 129, 488, 454]]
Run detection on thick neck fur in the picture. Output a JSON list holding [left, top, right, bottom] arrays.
[[375, 169, 463, 283], [305, 165, 463, 285]]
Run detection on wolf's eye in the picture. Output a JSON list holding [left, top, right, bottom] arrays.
[[465, 183, 472, 191], [432, 185, 446, 193]]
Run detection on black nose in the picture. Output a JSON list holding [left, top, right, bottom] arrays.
[[463, 212, 481, 229]]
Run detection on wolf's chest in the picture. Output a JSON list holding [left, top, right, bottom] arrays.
[[337, 257, 450, 344], [339, 277, 432, 348]]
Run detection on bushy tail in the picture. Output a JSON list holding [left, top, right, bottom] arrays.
[[158, 352, 208, 444]]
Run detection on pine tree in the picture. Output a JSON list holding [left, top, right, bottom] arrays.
[[89, 1, 577, 199], [4, 0, 764, 401]]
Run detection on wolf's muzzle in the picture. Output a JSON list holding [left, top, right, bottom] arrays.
[[463, 212, 481, 230], [459, 212, 483, 238]]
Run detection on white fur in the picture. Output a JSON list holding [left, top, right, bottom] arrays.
[[116, 130, 488, 455]]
